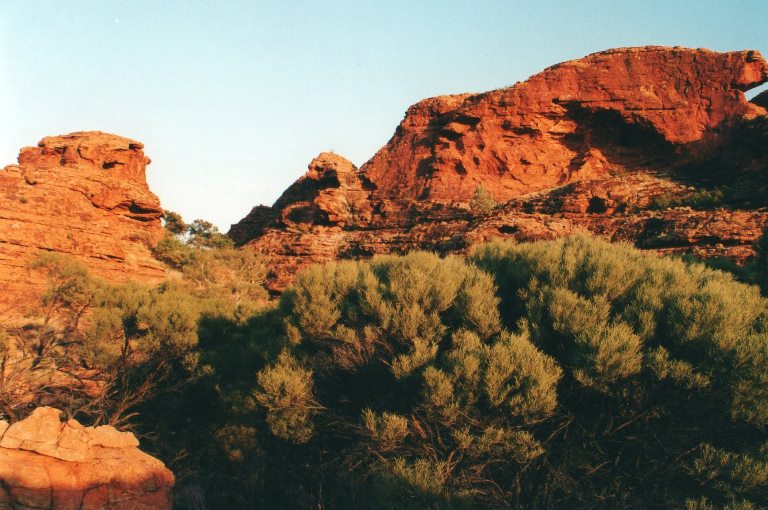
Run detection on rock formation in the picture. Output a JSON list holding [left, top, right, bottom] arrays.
[[230, 46, 768, 292], [0, 407, 173, 509], [0, 132, 166, 310]]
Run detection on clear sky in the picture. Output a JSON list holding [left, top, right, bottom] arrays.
[[2, 1, 767, 230]]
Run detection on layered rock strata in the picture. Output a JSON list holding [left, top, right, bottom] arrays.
[[0, 132, 166, 310], [230, 46, 768, 292]]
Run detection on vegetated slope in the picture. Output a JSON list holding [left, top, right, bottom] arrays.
[[0, 132, 166, 312], [0, 241, 268, 509], [230, 46, 768, 292]]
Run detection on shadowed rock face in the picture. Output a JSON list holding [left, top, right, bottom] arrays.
[[230, 46, 768, 292], [0, 132, 166, 311], [0, 407, 174, 509]]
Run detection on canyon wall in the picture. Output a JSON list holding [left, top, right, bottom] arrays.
[[230, 46, 768, 291]]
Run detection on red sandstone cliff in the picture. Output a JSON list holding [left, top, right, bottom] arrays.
[[230, 46, 768, 292], [0, 132, 166, 310]]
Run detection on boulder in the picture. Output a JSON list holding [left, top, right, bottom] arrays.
[[0, 407, 173, 510]]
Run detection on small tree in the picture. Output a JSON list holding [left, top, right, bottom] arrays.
[[188, 219, 234, 249], [470, 185, 497, 215], [0, 255, 100, 419], [162, 210, 187, 236]]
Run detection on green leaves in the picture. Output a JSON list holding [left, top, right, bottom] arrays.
[[363, 409, 409, 448], [482, 332, 561, 421], [21, 233, 768, 507], [470, 185, 497, 215], [692, 443, 768, 503], [283, 252, 504, 379], [253, 351, 316, 444]]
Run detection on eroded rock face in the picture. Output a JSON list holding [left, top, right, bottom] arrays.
[[0, 407, 174, 509], [362, 46, 768, 202], [230, 47, 768, 292], [0, 132, 166, 309]]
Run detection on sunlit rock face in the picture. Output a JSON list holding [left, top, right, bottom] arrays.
[[0, 132, 166, 310], [230, 46, 768, 292], [0, 407, 174, 509]]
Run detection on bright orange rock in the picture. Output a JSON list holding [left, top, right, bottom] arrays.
[[361, 47, 768, 202], [0, 131, 166, 311], [0, 407, 174, 510], [230, 46, 768, 292]]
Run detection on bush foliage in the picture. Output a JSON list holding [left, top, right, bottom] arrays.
[[239, 236, 768, 508], [470, 185, 497, 215], [649, 188, 725, 210], [3, 233, 768, 509]]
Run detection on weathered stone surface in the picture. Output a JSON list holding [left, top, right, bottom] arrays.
[[0, 407, 173, 510], [230, 47, 768, 292], [230, 152, 374, 245], [361, 46, 768, 202], [0, 131, 166, 311]]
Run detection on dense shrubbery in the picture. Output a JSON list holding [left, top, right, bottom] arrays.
[[0, 253, 232, 425], [470, 236, 768, 508], [3, 230, 768, 509], [154, 211, 268, 313], [0, 214, 269, 486], [234, 236, 768, 508]]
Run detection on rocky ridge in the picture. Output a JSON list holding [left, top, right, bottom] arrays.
[[0, 407, 173, 509], [0, 132, 166, 311], [230, 46, 768, 291]]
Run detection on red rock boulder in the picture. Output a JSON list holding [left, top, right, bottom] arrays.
[[0, 407, 174, 509]]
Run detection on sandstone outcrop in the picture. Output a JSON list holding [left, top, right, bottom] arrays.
[[0, 132, 166, 310], [363, 47, 767, 202], [230, 47, 768, 291], [0, 407, 173, 509]]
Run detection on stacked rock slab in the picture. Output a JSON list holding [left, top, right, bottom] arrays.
[[0, 407, 173, 509], [0, 132, 166, 311], [230, 46, 768, 292]]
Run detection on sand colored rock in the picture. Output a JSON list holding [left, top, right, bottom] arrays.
[[0, 132, 166, 311], [230, 47, 768, 292], [0, 407, 173, 510]]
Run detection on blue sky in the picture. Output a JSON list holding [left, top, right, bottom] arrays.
[[2, 1, 767, 229]]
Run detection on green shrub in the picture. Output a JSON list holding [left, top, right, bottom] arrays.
[[469, 235, 768, 507], [649, 188, 725, 210], [245, 236, 768, 508], [469, 185, 497, 215], [11, 234, 768, 509]]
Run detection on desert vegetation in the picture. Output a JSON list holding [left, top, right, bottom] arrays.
[[2, 228, 768, 509], [470, 185, 498, 215], [649, 188, 725, 210]]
